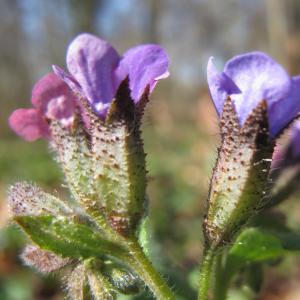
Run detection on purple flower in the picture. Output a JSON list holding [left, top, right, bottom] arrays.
[[207, 52, 300, 137], [9, 73, 76, 141], [53, 33, 169, 118]]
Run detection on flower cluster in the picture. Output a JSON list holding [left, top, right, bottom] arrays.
[[7, 33, 300, 300], [8, 33, 170, 300], [10, 33, 168, 141]]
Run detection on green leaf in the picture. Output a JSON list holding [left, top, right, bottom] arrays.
[[217, 228, 285, 298], [243, 263, 263, 293], [218, 227, 300, 298], [14, 215, 126, 259], [252, 212, 300, 251], [272, 231, 300, 251], [229, 228, 284, 262]]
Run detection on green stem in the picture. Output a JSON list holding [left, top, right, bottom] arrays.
[[89, 210, 176, 299], [125, 238, 177, 300], [198, 246, 218, 300], [214, 249, 229, 300]]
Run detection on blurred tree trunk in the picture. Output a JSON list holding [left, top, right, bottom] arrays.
[[69, 0, 103, 34], [286, 0, 300, 28], [285, 0, 300, 74], [0, 0, 31, 137], [145, 0, 160, 43], [265, 0, 288, 66]]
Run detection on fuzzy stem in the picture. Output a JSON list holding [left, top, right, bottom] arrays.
[[214, 249, 229, 300], [89, 211, 176, 299], [124, 238, 177, 300], [198, 246, 218, 300]]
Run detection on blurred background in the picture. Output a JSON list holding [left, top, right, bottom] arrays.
[[1, 0, 300, 299]]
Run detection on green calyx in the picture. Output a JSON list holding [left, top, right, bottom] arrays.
[[204, 97, 274, 247], [102, 261, 142, 295], [84, 259, 117, 300], [66, 258, 141, 300], [91, 80, 147, 235], [49, 79, 148, 236]]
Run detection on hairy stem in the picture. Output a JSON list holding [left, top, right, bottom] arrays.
[[198, 246, 218, 300], [90, 211, 176, 299], [124, 238, 177, 300], [214, 252, 225, 300]]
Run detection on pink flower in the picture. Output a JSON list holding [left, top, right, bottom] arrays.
[[9, 73, 77, 141]]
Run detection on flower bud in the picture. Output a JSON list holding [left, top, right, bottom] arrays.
[[203, 98, 274, 247], [66, 264, 89, 300], [8, 182, 72, 216], [21, 245, 70, 273], [90, 79, 147, 235], [85, 259, 116, 300], [49, 80, 148, 236], [103, 262, 141, 295]]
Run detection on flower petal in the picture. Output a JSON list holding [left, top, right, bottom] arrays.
[[224, 52, 292, 126], [207, 57, 241, 115], [9, 109, 49, 142], [46, 96, 75, 126], [290, 121, 300, 158], [52, 65, 82, 93], [31, 72, 77, 122], [268, 75, 300, 136], [66, 33, 120, 114], [115, 44, 169, 102], [53, 65, 94, 127]]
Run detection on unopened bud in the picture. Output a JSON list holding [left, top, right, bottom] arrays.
[[85, 80, 148, 235], [8, 182, 72, 217], [21, 245, 70, 273], [104, 262, 141, 295], [49, 80, 148, 236], [66, 264, 88, 300], [85, 259, 116, 300], [204, 98, 274, 247]]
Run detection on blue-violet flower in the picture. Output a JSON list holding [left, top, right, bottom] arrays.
[[53, 33, 169, 118], [207, 52, 300, 137]]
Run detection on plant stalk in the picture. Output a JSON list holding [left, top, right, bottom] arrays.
[[198, 246, 218, 300], [125, 238, 177, 300], [90, 211, 176, 299]]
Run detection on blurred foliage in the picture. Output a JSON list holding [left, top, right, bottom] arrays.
[[0, 140, 61, 186]]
